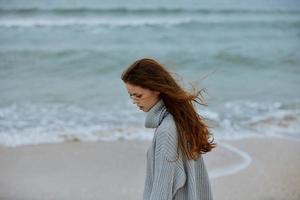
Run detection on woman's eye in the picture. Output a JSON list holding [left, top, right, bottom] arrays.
[[129, 94, 142, 99]]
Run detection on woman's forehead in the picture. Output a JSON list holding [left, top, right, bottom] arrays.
[[125, 83, 147, 93]]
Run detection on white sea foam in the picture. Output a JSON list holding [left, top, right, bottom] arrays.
[[245, 110, 300, 136], [0, 99, 299, 147]]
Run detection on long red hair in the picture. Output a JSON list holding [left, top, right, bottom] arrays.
[[121, 58, 216, 160]]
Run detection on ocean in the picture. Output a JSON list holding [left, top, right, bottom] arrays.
[[0, 0, 300, 147]]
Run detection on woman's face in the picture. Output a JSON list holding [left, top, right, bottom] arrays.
[[125, 83, 160, 112]]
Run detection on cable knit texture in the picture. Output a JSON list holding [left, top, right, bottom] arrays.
[[143, 99, 213, 200]]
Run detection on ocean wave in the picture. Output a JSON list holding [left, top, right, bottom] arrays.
[[0, 99, 299, 147], [1, 7, 300, 16], [245, 110, 300, 136], [0, 17, 299, 28], [0, 102, 146, 147], [218, 100, 300, 138], [1, 6, 299, 28]]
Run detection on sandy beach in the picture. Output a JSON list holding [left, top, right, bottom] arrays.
[[0, 136, 299, 200]]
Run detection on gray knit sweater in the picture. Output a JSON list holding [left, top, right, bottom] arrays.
[[143, 99, 213, 200]]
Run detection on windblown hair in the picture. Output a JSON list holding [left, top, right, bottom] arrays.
[[121, 58, 216, 161]]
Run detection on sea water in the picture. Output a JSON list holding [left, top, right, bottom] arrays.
[[0, 0, 300, 147]]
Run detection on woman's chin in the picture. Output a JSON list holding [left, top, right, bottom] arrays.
[[138, 106, 144, 111], [139, 106, 149, 112]]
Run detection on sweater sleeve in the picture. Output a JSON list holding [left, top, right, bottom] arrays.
[[149, 149, 176, 200]]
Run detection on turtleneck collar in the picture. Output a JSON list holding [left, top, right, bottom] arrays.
[[145, 98, 169, 128]]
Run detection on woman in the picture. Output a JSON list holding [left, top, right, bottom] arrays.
[[121, 58, 216, 200]]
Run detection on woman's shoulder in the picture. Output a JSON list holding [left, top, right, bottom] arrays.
[[157, 113, 177, 136]]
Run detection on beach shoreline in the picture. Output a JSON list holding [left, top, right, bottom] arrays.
[[0, 136, 299, 200]]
